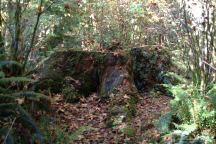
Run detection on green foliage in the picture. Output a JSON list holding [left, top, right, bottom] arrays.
[[157, 112, 172, 133], [0, 61, 22, 69], [158, 83, 216, 143], [69, 126, 93, 142], [207, 84, 216, 109], [0, 61, 22, 77], [62, 84, 80, 102], [161, 72, 187, 85], [0, 71, 5, 78], [122, 125, 136, 138], [0, 103, 44, 143], [39, 116, 93, 143], [0, 128, 14, 144], [0, 61, 50, 143], [131, 48, 171, 92], [0, 77, 35, 85]]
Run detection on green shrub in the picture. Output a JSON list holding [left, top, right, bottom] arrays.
[[0, 61, 50, 143], [122, 125, 136, 138], [62, 84, 80, 102], [39, 116, 93, 143], [158, 84, 216, 143]]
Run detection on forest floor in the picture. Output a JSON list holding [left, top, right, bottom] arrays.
[[51, 93, 170, 144]]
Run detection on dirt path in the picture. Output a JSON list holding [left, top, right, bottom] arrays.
[[51, 93, 170, 143]]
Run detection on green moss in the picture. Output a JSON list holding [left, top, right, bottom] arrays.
[[99, 89, 107, 99], [105, 118, 114, 128], [131, 47, 172, 92], [110, 105, 125, 116], [94, 53, 106, 64], [122, 125, 136, 138], [124, 96, 137, 121], [62, 85, 80, 102]]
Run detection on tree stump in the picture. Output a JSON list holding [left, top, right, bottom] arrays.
[[35, 47, 171, 141]]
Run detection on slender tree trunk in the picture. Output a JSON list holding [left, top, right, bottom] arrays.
[[0, 0, 4, 55], [12, 0, 22, 60], [23, 0, 43, 71]]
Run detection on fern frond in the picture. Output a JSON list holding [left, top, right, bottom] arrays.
[[0, 103, 18, 117], [162, 84, 188, 99], [157, 112, 172, 133], [0, 91, 50, 111], [175, 123, 197, 134], [0, 128, 14, 144], [14, 91, 50, 110], [0, 103, 44, 143], [164, 72, 187, 83], [0, 61, 22, 69], [69, 126, 93, 142], [0, 95, 17, 103], [0, 103, 18, 111], [207, 84, 216, 109], [16, 105, 44, 143], [12, 91, 50, 101], [207, 84, 216, 97], [0, 86, 11, 93], [0, 71, 5, 78], [0, 77, 35, 85]]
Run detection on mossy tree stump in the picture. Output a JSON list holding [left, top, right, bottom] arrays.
[[37, 49, 139, 98], [36, 47, 171, 142], [36, 47, 171, 97]]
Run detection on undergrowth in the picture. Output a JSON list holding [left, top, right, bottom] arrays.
[[0, 60, 49, 143], [158, 83, 216, 143], [39, 116, 93, 143]]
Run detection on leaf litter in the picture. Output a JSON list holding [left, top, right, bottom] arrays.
[[50, 93, 170, 143]]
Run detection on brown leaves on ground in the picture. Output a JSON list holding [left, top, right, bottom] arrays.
[[133, 94, 170, 143], [51, 93, 170, 143]]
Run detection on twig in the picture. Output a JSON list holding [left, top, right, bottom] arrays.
[[203, 60, 216, 71], [3, 117, 17, 144]]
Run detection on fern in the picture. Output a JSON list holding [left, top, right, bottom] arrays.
[[69, 126, 93, 142], [0, 71, 5, 78], [160, 72, 187, 85], [165, 72, 187, 83], [0, 61, 22, 77], [0, 61, 22, 68], [0, 95, 18, 103], [17, 105, 44, 142], [159, 83, 216, 143], [0, 92, 50, 109], [14, 91, 50, 110], [0, 60, 49, 143], [0, 128, 14, 144], [12, 91, 50, 101], [0, 86, 13, 94], [157, 112, 173, 133], [0, 77, 35, 84], [207, 84, 216, 109], [0, 103, 44, 143]]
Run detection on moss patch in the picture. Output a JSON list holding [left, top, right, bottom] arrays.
[[62, 85, 80, 103], [131, 47, 172, 92]]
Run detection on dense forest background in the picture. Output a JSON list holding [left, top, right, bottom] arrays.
[[0, 0, 215, 143]]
